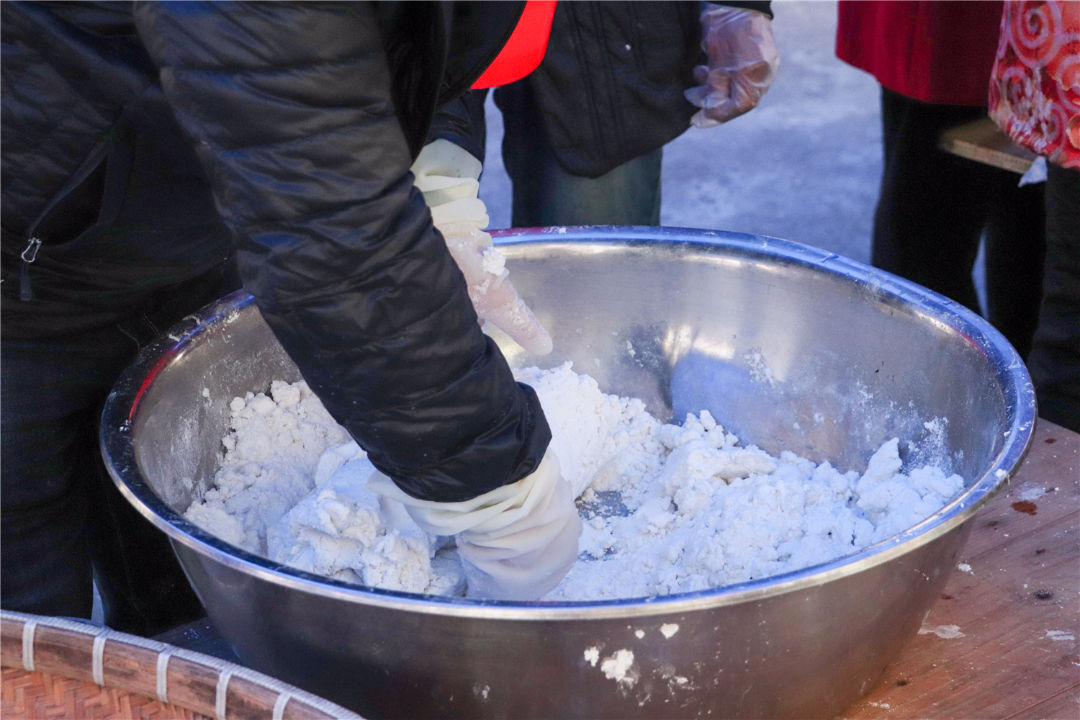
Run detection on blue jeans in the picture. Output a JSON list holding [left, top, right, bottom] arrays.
[[1, 267, 232, 633], [500, 106, 662, 227]]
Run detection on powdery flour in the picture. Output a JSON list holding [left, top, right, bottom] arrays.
[[184, 362, 965, 601]]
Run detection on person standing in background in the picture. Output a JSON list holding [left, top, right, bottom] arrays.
[[134, 1, 582, 603], [415, 1, 778, 235], [1, 1, 232, 634], [989, 0, 1080, 432], [2, 0, 585, 634], [836, 0, 1046, 359], [494, 1, 778, 227]]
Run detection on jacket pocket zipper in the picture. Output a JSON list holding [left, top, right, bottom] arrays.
[[19, 237, 42, 301], [17, 140, 110, 302]]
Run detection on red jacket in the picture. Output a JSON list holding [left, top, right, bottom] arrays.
[[836, 0, 1005, 106]]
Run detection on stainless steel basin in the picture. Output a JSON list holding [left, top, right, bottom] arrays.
[[101, 227, 1036, 719]]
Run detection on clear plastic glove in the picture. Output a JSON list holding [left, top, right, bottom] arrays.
[[367, 451, 581, 600], [411, 139, 553, 355], [684, 4, 779, 128]]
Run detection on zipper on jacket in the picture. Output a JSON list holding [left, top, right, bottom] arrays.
[[17, 140, 110, 302], [18, 237, 42, 301]]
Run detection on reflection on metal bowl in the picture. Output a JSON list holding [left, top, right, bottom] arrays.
[[102, 227, 1035, 719]]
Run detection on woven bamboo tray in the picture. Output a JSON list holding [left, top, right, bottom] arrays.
[[1, 611, 364, 720]]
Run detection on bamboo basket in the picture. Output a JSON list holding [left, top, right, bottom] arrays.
[[1, 611, 364, 720]]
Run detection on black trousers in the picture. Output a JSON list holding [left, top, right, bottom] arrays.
[[872, 87, 1046, 358], [1029, 163, 1080, 432], [1, 265, 236, 635]]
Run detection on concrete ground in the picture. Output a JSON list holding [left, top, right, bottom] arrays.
[[479, 0, 884, 263]]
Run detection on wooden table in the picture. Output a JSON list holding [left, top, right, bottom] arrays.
[[843, 419, 1080, 719], [158, 420, 1080, 719]]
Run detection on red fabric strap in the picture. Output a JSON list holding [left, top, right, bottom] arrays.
[[471, 0, 557, 90]]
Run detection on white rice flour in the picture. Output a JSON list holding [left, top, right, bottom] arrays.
[[184, 362, 964, 601]]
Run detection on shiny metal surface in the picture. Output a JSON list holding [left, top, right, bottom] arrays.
[[101, 227, 1036, 719]]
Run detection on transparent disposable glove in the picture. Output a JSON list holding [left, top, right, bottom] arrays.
[[367, 451, 582, 600], [684, 4, 779, 128], [410, 139, 553, 355]]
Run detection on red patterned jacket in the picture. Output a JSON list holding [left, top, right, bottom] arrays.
[[988, 0, 1080, 169]]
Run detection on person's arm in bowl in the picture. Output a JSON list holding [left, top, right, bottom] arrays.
[[134, 1, 577, 599]]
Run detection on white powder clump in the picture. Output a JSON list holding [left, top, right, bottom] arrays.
[[600, 649, 637, 687], [265, 452, 457, 594], [188, 380, 350, 552], [184, 382, 464, 595], [183, 363, 965, 601], [480, 247, 507, 277]]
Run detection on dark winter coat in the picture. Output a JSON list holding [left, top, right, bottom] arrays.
[[2, 1, 550, 503], [492, 0, 772, 178], [133, 1, 550, 503], [1, 1, 233, 337]]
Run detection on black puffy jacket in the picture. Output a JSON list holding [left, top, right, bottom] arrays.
[[493, 0, 772, 178], [1, 1, 548, 503], [132, 1, 550, 502], [1, 1, 233, 337]]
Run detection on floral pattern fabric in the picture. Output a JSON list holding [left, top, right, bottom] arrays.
[[989, 0, 1080, 169]]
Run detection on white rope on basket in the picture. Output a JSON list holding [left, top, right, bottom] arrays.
[[197, 652, 359, 720], [272, 689, 294, 720], [3, 610, 363, 719], [6, 612, 181, 697], [216, 667, 234, 720], [231, 663, 356, 719], [91, 628, 110, 686], [164, 648, 241, 720], [156, 648, 175, 704], [21, 618, 37, 672], [96, 629, 173, 701]]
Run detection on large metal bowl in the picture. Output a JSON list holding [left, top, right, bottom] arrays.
[[102, 227, 1036, 719]]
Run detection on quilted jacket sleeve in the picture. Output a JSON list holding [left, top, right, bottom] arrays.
[[134, 1, 550, 502], [427, 90, 488, 163]]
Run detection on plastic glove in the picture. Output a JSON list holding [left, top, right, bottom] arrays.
[[367, 451, 581, 600], [411, 139, 553, 355], [684, 4, 779, 128]]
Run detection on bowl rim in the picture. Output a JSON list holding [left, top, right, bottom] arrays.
[[100, 226, 1037, 620]]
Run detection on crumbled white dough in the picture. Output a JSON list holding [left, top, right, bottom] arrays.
[[919, 624, 965, 639], [600, 649, 637, 687], [1018, 486, 1048, 502], [184, 381, 465, 595], [184, 363, 966, 601], [480, 247, 507, 277]]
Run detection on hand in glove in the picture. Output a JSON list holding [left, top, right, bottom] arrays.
[[368, 451, 581, 600], [411, 139, 553, 355], [684, 4, 779, 128]]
